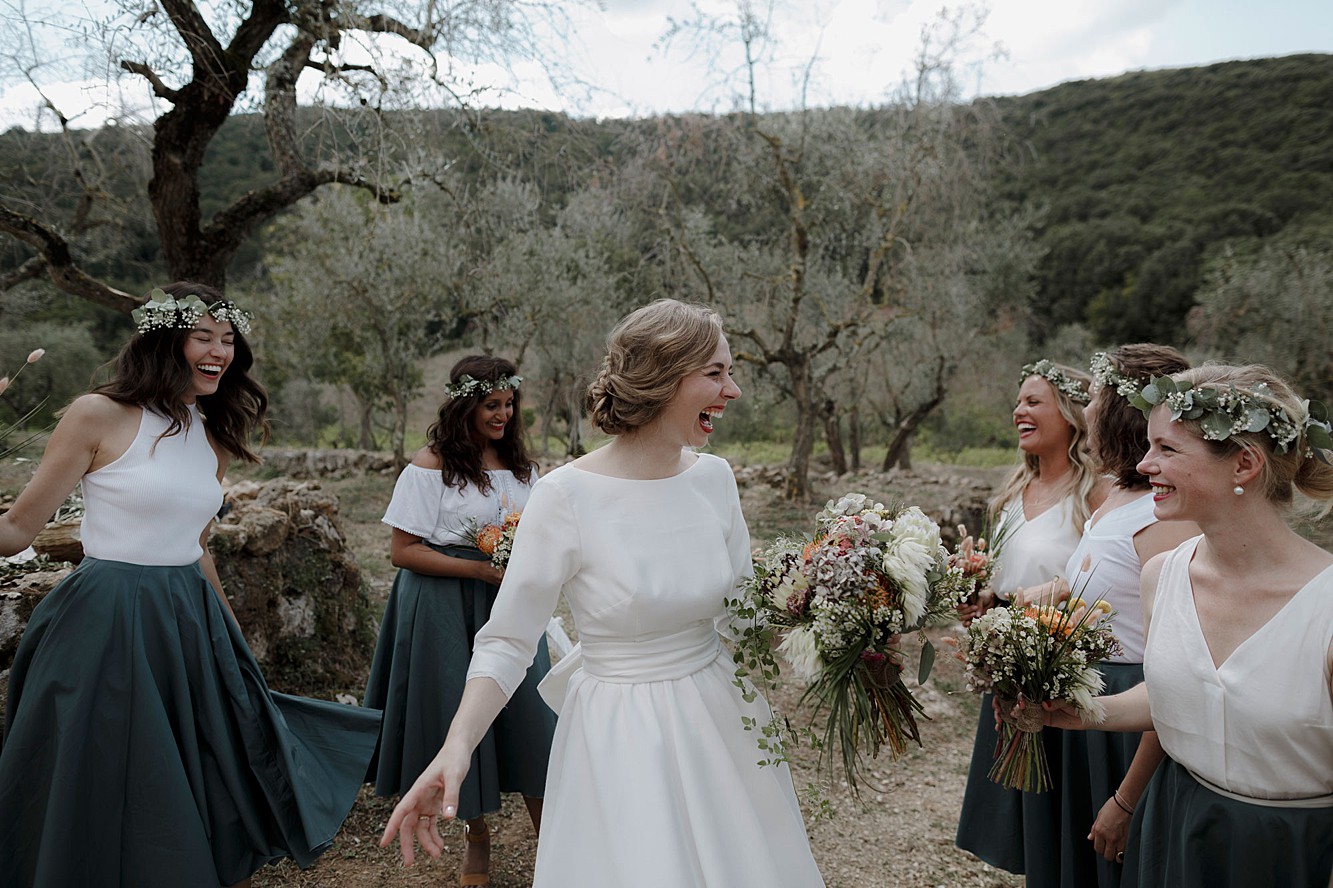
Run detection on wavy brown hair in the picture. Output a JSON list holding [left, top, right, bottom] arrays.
[[95, 282, 269, 462], [426, 355, 534, 493], [1091, 343, 1190, 489]]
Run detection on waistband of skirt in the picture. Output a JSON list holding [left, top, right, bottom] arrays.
[[1186, 766, 1333, 809], [580, 622, 722, 684]]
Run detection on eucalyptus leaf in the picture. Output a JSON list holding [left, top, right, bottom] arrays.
[[917, 639, 936, 685], [1246, 407, 1270, 432], [1202, 412, 1233, 439]]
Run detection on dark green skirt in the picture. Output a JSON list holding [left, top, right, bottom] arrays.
[[1055, 662, 1147, 888], [1124, 757, 1333, 888], [954, 691, 1064, 878], [363, 545, 556, 820], [0, 557, 382, 886]]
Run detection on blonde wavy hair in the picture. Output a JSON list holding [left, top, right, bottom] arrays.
[[990, 362, 1100, 529], [586, 299, 725, 436]]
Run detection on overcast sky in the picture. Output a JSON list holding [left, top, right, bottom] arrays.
[[1, 0, 1329, 128]]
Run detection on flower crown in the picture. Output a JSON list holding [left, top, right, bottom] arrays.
[[1088, 352, 1144, 399], [444, 373, 522, 400], [131, 289, 254, 336], [1131, 376, 1333, 462], [1021, 359, 1090, 405]]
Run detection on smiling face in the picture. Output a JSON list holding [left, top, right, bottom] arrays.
[[181, 314, 235, 402], [659, 335, 742, 448], [1013, 375, 1074, 459], [1136, 407, 1233, 522], [470, 388, 516, 444]]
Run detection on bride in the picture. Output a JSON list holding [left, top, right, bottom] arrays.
[[381, 299, 825, 887]]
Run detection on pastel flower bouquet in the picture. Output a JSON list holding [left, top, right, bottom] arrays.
[[958, 584, 1121, 792], [728, 493, 973, 793]]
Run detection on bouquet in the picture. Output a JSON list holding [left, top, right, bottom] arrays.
[[463, 510, 522, 570], [729, 493, 973, 793], [949, 513, 1016, 607], [958, 584, 1121, 792]]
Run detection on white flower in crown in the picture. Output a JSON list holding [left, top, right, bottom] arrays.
[[131, 289, 255, 336]]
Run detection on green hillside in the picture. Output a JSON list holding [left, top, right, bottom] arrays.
[[992, 53, 1333, 342]]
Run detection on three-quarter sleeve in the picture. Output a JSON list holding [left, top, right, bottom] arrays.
[[467, 476, 582, 697], [714, 458, 754, 641], [381, 464, 442, 539]]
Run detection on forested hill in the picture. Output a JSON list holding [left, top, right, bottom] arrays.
[[991, 53, 1333, 343], [3, 53, 1330, 348]]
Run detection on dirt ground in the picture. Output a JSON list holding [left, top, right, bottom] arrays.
[[246, 459, 1025, 887]]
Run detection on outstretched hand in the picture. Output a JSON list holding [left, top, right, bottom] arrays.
[[379, 748, 469, 865]]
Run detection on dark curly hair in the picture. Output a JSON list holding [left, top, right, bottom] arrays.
[[426, 355, 534, 492], [1090, 343, 1189, 489], [95, 281, 269, 463]]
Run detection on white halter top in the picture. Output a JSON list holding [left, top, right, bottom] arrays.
[[80, 405, 222, 566]]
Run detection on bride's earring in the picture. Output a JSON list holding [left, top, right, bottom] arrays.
[[1233, 485, 1244, 496]]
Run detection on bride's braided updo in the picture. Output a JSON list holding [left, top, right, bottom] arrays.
[[587, 299, 725, 436]]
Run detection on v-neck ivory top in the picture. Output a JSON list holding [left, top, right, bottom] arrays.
[[989, 494, 1083, 602], [1145, 536, 1333, 802]]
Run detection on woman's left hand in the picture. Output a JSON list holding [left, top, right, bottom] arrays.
[[1089, 795, 1131, 862]]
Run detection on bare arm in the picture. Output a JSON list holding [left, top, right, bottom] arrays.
[[0, 395, 119, 555], [389, 528, 503, 585], [1088, 731, 1165, 860], [379, 676, 511, 863]]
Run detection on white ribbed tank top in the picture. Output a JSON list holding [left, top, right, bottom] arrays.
[[80, 404, 222, 566]]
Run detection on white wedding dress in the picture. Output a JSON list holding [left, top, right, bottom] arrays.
[[467, 452, 825, 887]]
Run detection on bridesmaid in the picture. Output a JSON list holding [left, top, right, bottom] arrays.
[[955, 359, 1105, 879], [0, 283, 380, 887], [1043, 363, 1333, 887], [363, 355, 554, 887], [1034, 344, 1197, 887]]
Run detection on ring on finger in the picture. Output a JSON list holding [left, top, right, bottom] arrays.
[[1116, 851, 1125, 862]]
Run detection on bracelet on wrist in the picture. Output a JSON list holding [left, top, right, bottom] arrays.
[[1112, 789, 1135, 815]]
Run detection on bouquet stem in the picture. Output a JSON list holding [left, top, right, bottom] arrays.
[[989, 695, 1051, 793]]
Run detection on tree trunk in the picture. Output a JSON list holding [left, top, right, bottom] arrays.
[[784, 357, 817, 501], [566, 390, 584, 457], [823, 401, 847, 476], [358, 402, 375, 451], [849, 405, 862, 472], [881, 395, 944, 471]]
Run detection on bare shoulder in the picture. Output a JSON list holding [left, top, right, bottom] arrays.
[[63, 393, 136, 425], [410, 446, 443, 470]]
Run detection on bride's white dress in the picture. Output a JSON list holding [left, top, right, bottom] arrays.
[[467, 452, 825, 887]]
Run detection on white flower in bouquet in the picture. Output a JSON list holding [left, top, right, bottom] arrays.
[[891, 506, 943, 552], [777, 625, 823, 681]]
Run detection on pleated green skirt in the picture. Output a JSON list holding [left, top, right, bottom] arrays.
[[0, 557, 382, 887], [1124, 757, 1333, 888], [363, 545, 556, 820]]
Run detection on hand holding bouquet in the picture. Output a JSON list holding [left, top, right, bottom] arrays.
[[729, 493, 973, 794], [464, 510, 522, 570], [958, 583, 1121, 792]]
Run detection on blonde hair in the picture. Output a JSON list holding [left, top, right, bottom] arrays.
[[587, 299, 725, 436], [991, 363, 1100, 529], [1169, 363, 1333, 516]]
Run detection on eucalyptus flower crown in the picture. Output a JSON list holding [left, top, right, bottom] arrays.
[[1088, 352, 1143, 398], [1131, 376, 1333, 462], [444, 373, 522, 400], [131, 289, 254, 336], [1021, 359, 1091, 405]]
